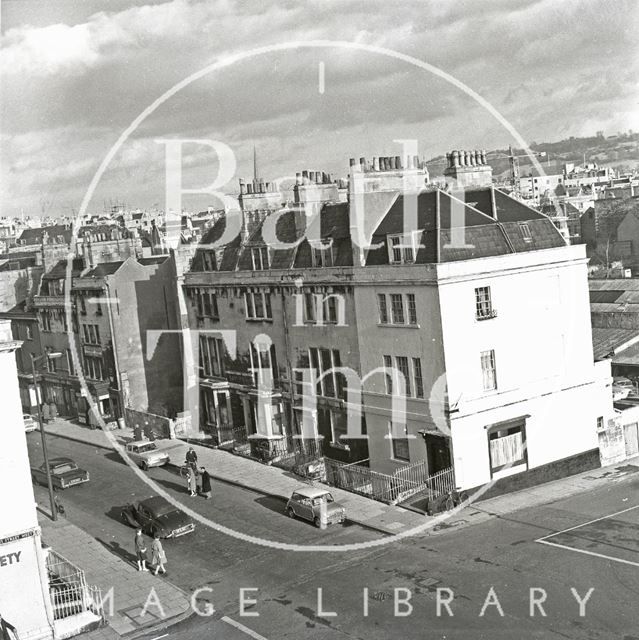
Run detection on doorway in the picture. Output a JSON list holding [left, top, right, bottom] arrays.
[[624, 422, 639, 458], [424, 433, 452, 473]]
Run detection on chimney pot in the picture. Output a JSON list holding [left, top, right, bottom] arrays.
[[395, 155, 402, 170], [413, 155, 420, 169], [373, 157, 380, 171], [349, 158, 356, 167], [359, 157, 366, 172], [296, 172, 302, 185], [247, 183, 253, 194]]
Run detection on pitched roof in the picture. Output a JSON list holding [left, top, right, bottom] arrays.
[[42, 258, 84, 280], [17, 224, 71, 245], [83, 261, 124, 277], [591, 327, 639, 361]]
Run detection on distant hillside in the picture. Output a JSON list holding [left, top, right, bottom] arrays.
[[427, 131, 639, 177]]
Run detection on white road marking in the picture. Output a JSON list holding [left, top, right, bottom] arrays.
[[221, 616, 268, 640], [537, 539, 639, 568], [536, 503, 639, 541], [535, 503, 639, 568], [150, 634, 168, 640]]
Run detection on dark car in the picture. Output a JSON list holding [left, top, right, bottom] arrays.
[[31, 457, 90, 489], [121, 496, 195, 538]]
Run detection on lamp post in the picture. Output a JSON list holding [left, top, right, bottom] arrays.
[[30, 351, 63, 521]]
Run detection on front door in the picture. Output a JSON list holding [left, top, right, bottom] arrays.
[[424, 434, 452, 474], [624, 422, 639, 458]]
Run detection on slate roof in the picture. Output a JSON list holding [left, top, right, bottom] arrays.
[[591, 327, 639, 361], [17, 224, 72, 245], [42, 258, 84, 280], [188, 186, 566, 273], [0, 256, 36, 271], [83, 261, 124, 277]]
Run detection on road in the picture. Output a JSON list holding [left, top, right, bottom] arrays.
[[27, 432, 639, 639]]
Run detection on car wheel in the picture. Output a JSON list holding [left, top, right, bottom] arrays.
[[286, 507, 295, 519], [141, 462, 148, 471], [120, 512, 129, 525], [314, 517, 321, 528]]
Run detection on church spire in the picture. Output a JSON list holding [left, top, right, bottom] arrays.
[[253, 144, 259, 184]]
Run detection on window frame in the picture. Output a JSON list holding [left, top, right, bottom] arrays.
[[475, 286, 494, 320], [487, 419, 527, 475], [387, 232, 418, 265], [389, 422, 410, 462], [481, 349, 497, 391]]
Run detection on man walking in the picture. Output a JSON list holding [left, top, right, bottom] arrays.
[[134, 529, 148, 571], [200, 467, 212, 500], [185, 446, 198, 472]]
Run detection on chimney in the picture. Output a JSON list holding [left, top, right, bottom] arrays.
[[247, 183, 253, 194], [395, 155, 402, 170], [296, 172, 302, 185], [373, 157, 380, 171], [239, 179, 245, 195]]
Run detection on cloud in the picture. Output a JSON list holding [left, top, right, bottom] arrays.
[[1, 0, 638, 218]]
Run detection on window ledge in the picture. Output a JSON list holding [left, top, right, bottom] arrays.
[[475, 311, 498, 322], [246, 317, 273, 322], [377, 323, 420, 329]]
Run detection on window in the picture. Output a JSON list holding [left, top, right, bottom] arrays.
[[84, 356, 104, 380], [199, 336, 225, 378], [330, 410, 348, 446], [388, 233, 417, 264], [197, 291, 219, 319], [407, 294, 417, 325], [202, 251, 216, 271], [596, 416, 604, 431], [323, 295, 339, 324], [378, 294, 388, 324], [311, 241, 334, 268], [475, 286, 494, 320], [378, 293, 417, 326], [244, 291, 272, 320], [25, 325, 33, 340], [309, 347, 342, 398], [519, 222, 532, 243], [383, 355, 424, 398], [481, 350, 497, 391], [46, 355, 57, 373], [304, 292, 316, 323], [82, 324, 100, 345], [79, 295, 86, 315], [251, 246, 269, 270], [396, 356, 411, 397], [488, 422, 526, 473], [249, 342, 277, 386], [412, 357, 424, 398], [390, 422, 410, 461], [390, 294, 405, 324], [41, 311, 52, 332]]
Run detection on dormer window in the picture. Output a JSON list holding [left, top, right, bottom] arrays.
[[202, 251, 216, 271], [388, 233, 418, 265], [251, 246, 269, 271], [519, 222, 532, 243], [311, 240, 334, 267]]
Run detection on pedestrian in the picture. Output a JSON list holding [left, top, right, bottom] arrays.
[[186, 467, 197, 497], [134, 529, 148, 571], [200, 466, 211, 500], [42, 403, 50, 424], [49, 401, 58, 421], [185, 446, 198, 472], [151, 533, 167, 575]]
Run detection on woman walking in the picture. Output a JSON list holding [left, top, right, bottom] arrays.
[[151, 533, 167, 575], [200, 467, 211, 500], [186, 467, 197, 497]]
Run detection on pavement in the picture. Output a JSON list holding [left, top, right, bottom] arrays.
[[38, 506, 192, 639], [41, 417, 639, 537]]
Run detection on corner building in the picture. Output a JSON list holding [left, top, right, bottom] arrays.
[[183, 159, 614, 490]]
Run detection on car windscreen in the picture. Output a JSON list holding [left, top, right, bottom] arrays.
[[137, 443, 157, 453], [52, 463, 77, 474], [151, 503, 180, 517]]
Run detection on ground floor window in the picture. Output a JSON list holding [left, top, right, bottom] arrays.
[[487, 419, 526, 474], [389, 422, 410, 462]]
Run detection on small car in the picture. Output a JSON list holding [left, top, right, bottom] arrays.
[[121, 496, 195, 538], [613, 376, 634, 400], [125, 440, 170, 470], [23, 414, 38, 432], [31, 457, 90, 489], [286, 487, 346, 527]]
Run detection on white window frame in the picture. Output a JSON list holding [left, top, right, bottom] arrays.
[[311, 240, 334, 268], [251, 246, 269, 270], [389, 422, 410, 462], [519, 222, 532, 243], [481, 349, 497, 391], [475, 286, 494, 320], [388, 232, 419, 265], [244, 291, 272, 320]]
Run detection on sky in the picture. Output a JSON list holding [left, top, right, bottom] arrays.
[[1, 0, 638, 219]]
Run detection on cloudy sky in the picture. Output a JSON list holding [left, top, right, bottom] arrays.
[[1, 0, 637, 218]]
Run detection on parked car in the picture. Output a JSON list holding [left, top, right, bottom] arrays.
[[613, 376, 635, 400], [125, 440, 170, 469], [23, 414, 38, 432], [31, 457, 90, 489], [286, 487, 346, 527], [121, 496, 195, 538]]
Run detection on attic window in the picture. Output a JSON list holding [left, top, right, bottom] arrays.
[[251, 247, 269, 271], [388, 233, 418, 265], [311, 240, 334, 267], [518, 223, 532, 243]]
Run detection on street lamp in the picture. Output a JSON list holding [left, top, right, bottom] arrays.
[[30, 351, 63, 521]]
